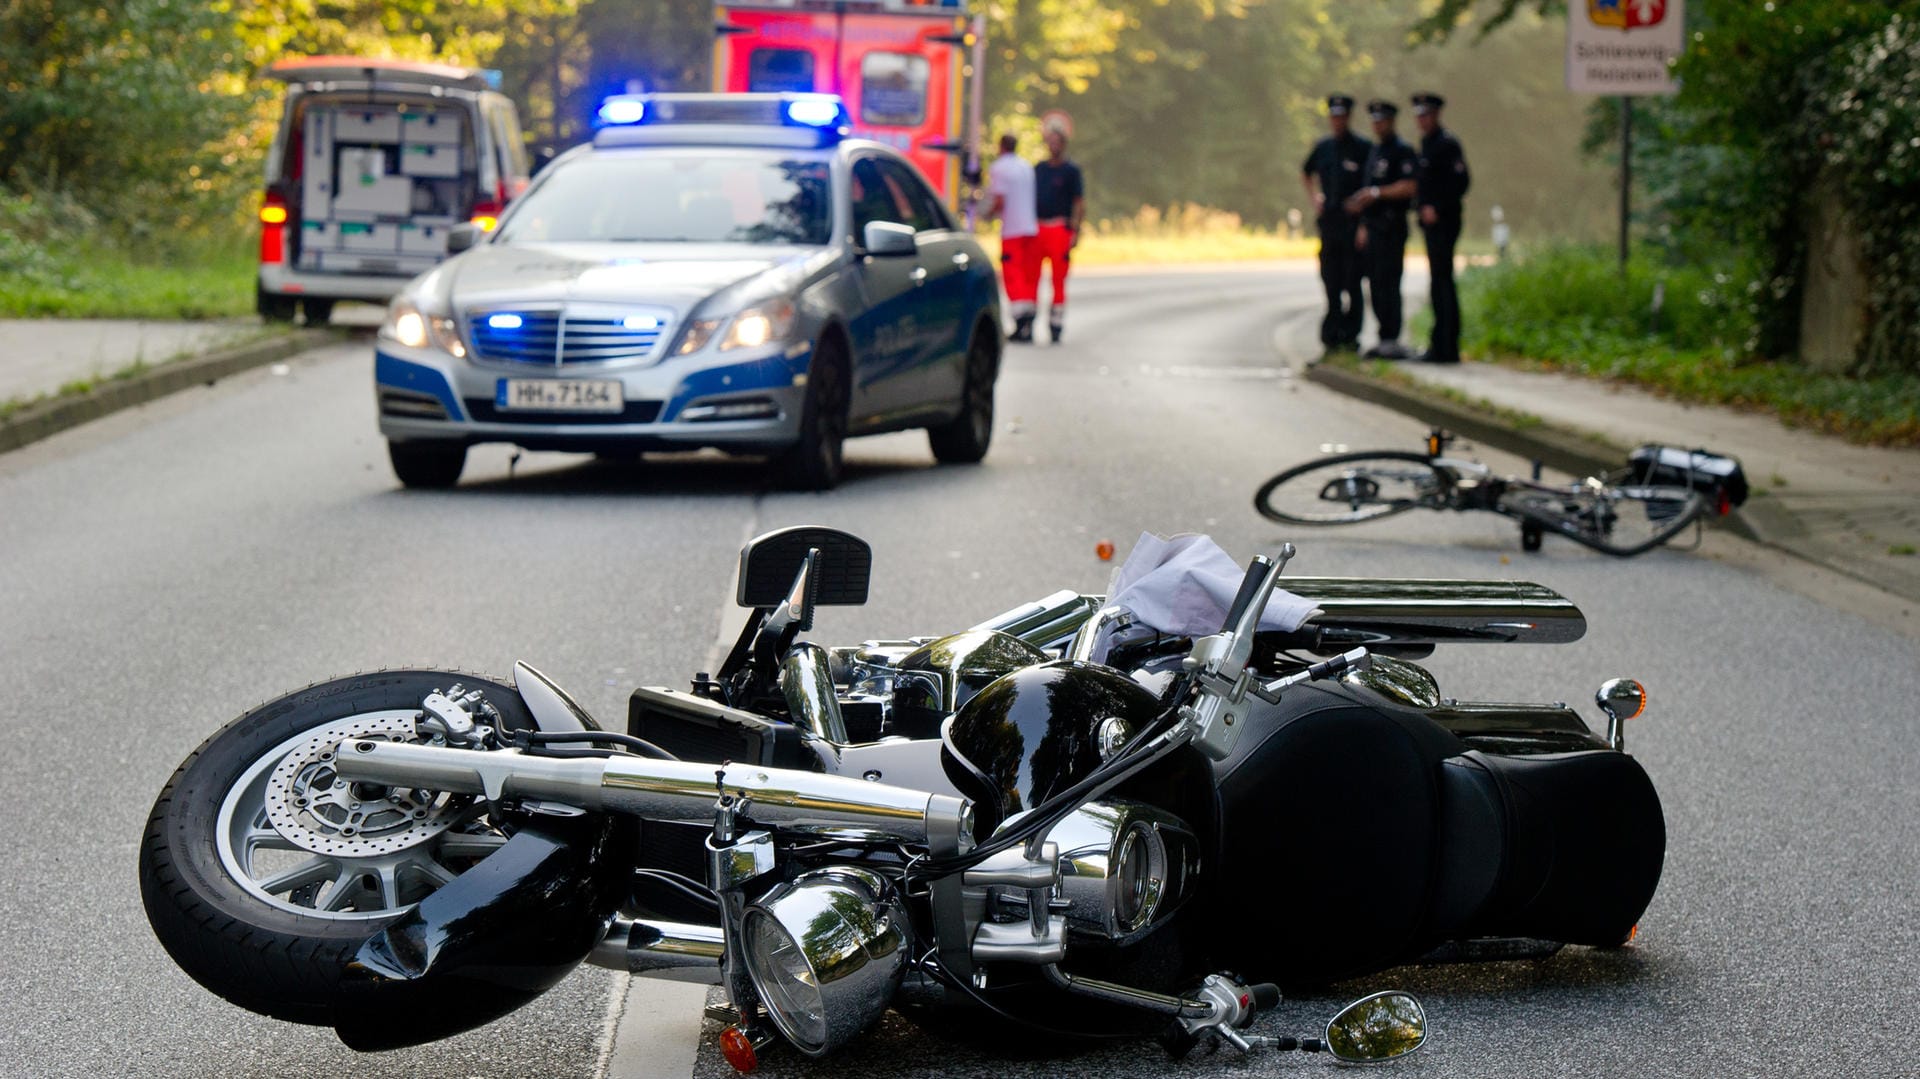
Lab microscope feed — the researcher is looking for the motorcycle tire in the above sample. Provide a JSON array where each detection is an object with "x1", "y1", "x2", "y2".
[{"x1": 138, "y1": 669, "x2": 532, "y2": 1025}]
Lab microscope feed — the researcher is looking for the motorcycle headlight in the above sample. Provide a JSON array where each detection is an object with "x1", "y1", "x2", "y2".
[
  {"x1": 718, "y1": 299, "x2": 796, "y2": 351},
  {"x1": 379, "y1": 300, "x2": 466, "y2": 358},
  {"x1": 741, "y1": 868, "x2": 905, "y2": 1056}
]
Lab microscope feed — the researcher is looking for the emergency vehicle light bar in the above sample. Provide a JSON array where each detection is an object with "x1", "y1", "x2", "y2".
[{"x1": 594, "y1": 92, "x2": 850, "y2": 135}]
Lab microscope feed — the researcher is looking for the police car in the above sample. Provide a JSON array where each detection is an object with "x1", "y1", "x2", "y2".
[{"x1": 374, "y1": 93, "x2": 1002, "y2": 489}]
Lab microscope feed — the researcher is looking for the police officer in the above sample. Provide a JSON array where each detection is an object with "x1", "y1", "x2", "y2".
[
  {"x1": 1344, "y1": 100, "x2": 1419, "y2": 360},
  {"x1": 1412, "y1": 92, "x2": 1471, "y2": 364},
  {"x1": 1300, "y1": 94, "x2": 1371, "y2": 354}
]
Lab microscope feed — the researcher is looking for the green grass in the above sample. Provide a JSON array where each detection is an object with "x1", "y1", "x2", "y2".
[
  {"x1": 1455, "y1": 245, "x2": 1920, "y2": 446},
  {"x1": 1, "y1": 186, "x2": 256, "y2": 319},
  {"x1": 0, "y1": 245, "x2": 255, "y2": 319}
]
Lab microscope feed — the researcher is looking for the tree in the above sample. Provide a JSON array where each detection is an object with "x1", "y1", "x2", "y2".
[{"x1": 0, "y1": 0, "x2": 255, "y2": 237}]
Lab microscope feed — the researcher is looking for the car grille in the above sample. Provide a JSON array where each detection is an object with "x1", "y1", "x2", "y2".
[{"x1": 466, "y1": 305, "x2": 672, "y2": 366}]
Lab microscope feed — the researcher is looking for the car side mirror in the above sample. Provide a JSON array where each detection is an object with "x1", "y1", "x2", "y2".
[
  {"x1": 862, "y1": 221, "x2": 917, "y2": 257},
  {"x1": 446, "y1": 223, "x2": 483, "y2": 254}
]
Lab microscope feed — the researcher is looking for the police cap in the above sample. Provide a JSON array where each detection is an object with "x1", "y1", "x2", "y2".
[
  {"x1": 1411, "y1": 92, "x2": 1445, "y2": 115},
  {"x1": 1326, "y1": 94, "x2": 1354, "y2": 117},
  {"x1": 1366, "y1": 99, "x2": 1398, "y2": 120}
]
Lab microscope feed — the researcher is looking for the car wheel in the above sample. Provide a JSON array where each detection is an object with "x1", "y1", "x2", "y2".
[
  {"x1": 301, "y1": 299, "x2": 336, "y2": 326},
  {"x1": 927, "y1": 325, "x2": 997, "y2": 465},
  {"x1": 387, "y1": 440, "x2": 466, "y2": 489},
  {"x1": 776, "y1": 335, "x2": 849, "y2": 491},
  {"x1": 258, "y1": 286, "x2": 298, "y2": 324}
]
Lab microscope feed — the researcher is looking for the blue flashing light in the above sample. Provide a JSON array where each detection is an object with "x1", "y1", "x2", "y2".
[
  {"x1": 623, "y1": 314, "x2": 660, "y2": 330},
  {"x1": 784, "y1": 95, "x2": 845, "y2": 129},
  {"x1": 487, "y1": 313, "x2": 524, "y2": 330},
  {"x1": 598, "y1": 96, "x2": 648, "y2": 126}
]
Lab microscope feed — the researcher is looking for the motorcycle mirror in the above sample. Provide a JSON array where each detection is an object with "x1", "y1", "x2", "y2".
[
  {"x1": 1595, "y1": 677, "x2": 1647, "y2": 752},
  {"x1": 1324, "y1": 991, "x2": 1428, "y2": 1064}
]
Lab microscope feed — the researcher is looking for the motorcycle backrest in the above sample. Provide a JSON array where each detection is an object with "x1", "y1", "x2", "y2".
[{"x1": 737, "y1": 526, "x2": 872, "y2": 608}]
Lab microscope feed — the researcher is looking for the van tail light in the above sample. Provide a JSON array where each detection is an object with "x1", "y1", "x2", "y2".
[
  {"x1": 470, "y1": 181, "x2": 508, "y2": 232},
  {"x1": 259, "y1": 192, "x2": 289, "y2": 265}
]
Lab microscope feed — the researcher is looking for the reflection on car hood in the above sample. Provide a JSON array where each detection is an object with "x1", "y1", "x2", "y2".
[{"x1": 440, "y1": 242, "x2": 822, "y2": 313}]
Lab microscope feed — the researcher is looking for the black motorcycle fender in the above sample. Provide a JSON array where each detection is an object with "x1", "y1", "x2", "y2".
[
  {"x1": 331, "y1": 812, "x2": 634, "y2": 1051},
  {"x1": 512, "y1": 660, "x2": 605, "y2": 733}
]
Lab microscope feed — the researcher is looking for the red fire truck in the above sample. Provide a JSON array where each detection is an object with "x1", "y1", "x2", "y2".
[{"x1": 712, "y1": 0, "x2": 985, "y2": 209}]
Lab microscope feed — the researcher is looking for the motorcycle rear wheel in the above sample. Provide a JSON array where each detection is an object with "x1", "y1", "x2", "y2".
[{"x1": 138, "y1": 670, "x2": 531, "y2": 1025}]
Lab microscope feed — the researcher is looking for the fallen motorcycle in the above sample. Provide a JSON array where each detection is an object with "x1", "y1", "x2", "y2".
[{"x1": 139, "y1": 527, "x2": 1665, "y2": 1069}]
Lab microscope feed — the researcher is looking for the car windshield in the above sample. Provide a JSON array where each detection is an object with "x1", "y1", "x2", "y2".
[{"x1": 495, "y1": 151, "x2": 832, "y2": 246}]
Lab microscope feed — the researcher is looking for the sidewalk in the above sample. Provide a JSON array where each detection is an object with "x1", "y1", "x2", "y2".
[
  {"x1": 0, "y1": 319, "x2": 266, "y2": 404},
  {"x1": 1303, "y1": 356, "x2": 1920, "y2": 605},
  {"x1": 0, "y1": 317, "x2": 349, "y2": 455}
]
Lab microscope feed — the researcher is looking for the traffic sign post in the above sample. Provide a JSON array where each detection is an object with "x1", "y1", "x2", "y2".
[{"x1": 1566, "y1": 0, "x2": 1684, "y2": 272}]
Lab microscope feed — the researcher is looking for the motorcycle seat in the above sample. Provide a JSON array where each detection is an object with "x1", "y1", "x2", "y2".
[{"x1": 1442, "y1": 749, "x2": 1665, "y2": 947}]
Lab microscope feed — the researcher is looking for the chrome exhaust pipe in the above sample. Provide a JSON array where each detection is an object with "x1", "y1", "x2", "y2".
[
  {"x1": 335, "y1": 740, "x2": 970, "y2": 844},
  {"x1": 588, "y1": 917, "x2": 725, "y2": 978}
]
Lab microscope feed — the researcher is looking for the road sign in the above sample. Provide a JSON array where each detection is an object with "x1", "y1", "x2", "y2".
[{"x1": 1566, "y1": 0, "x2": 1683, "y2": 95}]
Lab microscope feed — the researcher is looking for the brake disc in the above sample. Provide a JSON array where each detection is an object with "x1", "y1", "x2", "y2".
[{"x1": 261, "y1": 715, "x2": 470, "y2": 859}]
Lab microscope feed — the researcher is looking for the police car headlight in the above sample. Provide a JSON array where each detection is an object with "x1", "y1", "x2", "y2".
[
  {"x1": 674, "y1": 317, "x2": 721, "y2": 355},
  {"x1": 382, "y1": 301, "x2": 429, "y2": 349},
  {"x1": 379, "y1": 300, "x2": 466, "y2": 357},
  {"x1": 719, "y1": 299, "x2": 796, "y2": 351},
  {"x1": 741, "y1": 868, "x2": 905, "y2": 1056}
]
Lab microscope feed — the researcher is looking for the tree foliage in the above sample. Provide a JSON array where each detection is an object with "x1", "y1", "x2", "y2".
[
  {"x1": 3, "y1": 0, "x2": 1607, "y2": 258},
  {"x1": 1428, "y1": 0, "x2": 1920, "y2": 373},
  {"x1": 0, "y1": 0, "x2": 255, "y2": 240}
]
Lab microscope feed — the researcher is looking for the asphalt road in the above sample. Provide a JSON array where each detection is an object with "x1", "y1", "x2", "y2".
[{"x1": 1, "y1": 264, "x2": 1914, "y2": 1079}]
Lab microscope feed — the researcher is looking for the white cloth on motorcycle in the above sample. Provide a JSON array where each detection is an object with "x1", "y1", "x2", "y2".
[{"x1": 1103, "y1": 532, "x2": 1319, "y2": 637}]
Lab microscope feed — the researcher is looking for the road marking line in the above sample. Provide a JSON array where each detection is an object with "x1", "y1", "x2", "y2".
[
  {"x1": 604, "y1": 976, "x2": 713, "y2": 1078},
  {"x1": 601, "y1": 508, "x2": 762, "y2": 1078}
]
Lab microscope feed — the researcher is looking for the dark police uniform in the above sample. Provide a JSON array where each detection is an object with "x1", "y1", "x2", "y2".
[
  {"x1": 1413, "y1": 92, "x2": 1471, "y2": 363},
  {"x1": 1301, "y1": 95, "x2": 1372, "y2": 350},
  {"x1": 1359, "y1": 101, "x2": 1417, "y2": 354}
]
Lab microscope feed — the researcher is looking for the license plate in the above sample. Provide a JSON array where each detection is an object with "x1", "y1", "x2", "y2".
[{"x1": 496, "y1": 378, "x2": 624, "y2": 413}]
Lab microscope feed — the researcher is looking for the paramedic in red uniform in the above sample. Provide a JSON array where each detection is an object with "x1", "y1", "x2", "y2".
[
  {"x1": 1034, "y1": 126, "x2": 1085, "y2": 344},
  {"x1": 986, "y1": 134, "x2": 1040, "y2": 342}
]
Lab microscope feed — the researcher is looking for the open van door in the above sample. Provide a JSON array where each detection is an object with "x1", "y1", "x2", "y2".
[{"x1": 256, "y1": 57, "x2": 531, "y2": 323}]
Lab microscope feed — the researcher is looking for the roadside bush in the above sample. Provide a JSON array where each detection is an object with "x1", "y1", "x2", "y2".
[
  {"x1": 1460, "y1": 244, "x2": 1760, "y2": 362},
  {"x1": 1456, "y1": 244, "x2": 1920, "y2": 445},
  {"x1": 0, "y1": 187, "x2": 90, "y2": 290}
]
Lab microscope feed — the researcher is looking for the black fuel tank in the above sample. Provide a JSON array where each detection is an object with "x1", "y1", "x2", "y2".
[{"x1": 940, "y1": 661, "x2": 1163, "y2": 831}]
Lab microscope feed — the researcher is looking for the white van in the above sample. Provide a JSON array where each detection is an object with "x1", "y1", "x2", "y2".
[{"x1": 257, "y1": 57, "x2": 531, "y2": 324}]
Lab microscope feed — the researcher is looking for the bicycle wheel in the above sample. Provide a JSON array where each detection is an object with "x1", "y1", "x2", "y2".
[
  {"x1": 1254, "y1": 451, "x2": 1447, "y2": 526},
  {"x1": 1500, "y1": 480, "x2": 1705, "y2": 557}
]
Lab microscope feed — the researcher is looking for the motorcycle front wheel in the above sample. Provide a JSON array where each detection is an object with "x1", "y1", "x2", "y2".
[{"x1": 138, "y1": 670, "x2": 531, "y2": 1024}]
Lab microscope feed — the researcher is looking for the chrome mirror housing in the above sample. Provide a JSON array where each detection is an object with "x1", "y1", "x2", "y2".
[
  {"x1": 1325, "y1": 991, "x2": 1428, "y2": 1064},
  {"x1": 1595, "y1": 677, "x2": 1647, "y2": 751}
]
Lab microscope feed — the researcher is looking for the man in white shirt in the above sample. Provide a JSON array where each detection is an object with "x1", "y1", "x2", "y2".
[{"x1": 985, "y1": 133, "x2": 1039, "y2": 342}]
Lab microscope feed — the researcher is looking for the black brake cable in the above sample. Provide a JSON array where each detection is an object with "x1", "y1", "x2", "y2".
[{"x1": 511, "y1": 729, "x2": 680, "y2": 760}]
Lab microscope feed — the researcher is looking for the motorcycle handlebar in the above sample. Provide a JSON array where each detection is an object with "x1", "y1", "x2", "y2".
[{"x1": 1221, "y1": 556, "x2": 1277, "y2": 633}]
